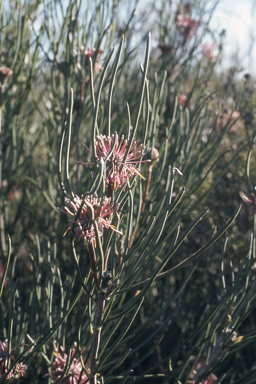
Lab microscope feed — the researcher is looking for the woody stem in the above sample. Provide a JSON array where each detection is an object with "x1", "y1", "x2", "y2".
[
  {"x1": 90, "y1": 292, "x2": 105, "y2": 384},
  {"x1": 88, "y1": 242, "x2": 99, "y2": 288}
]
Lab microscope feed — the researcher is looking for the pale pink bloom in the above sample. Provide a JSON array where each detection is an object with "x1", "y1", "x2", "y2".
[
  {"x1": 191, "y1": 374, "x2": 217, "y2": 384},
  {"x1": 84, "y1": 48, "x2": 103, "y2": 58},
  {"x1": 176, "y1": 14, "x2": 200, "y2": 39},
  {"x1": 191, "y1": 360, "x2": 217, "y2": 384},
  {"x1": 49, "y1": 343, "x2": 90, "y2": 384},
  {"x1": 2, "y1": 179, "x2": 8, "y2": 188},
  {"x1": 8, "y1": 184, "x2": 21, "y2": 202},
  {"x1": 94, "y1": 62, "x2": 103, "y2": 72},
  {"x1": 200, "y1": 373, "x2": 218, "y2": 384},
  {"x1": 59, "y1": 194, "x2": 122, "y2": 242},
  {"x1": 73, "y1": 47, "x2": 104, "y2": 71},
  {"x1": 216, "y1": 109, "x2": 240, "y2": 133},
  {"x1": 201, "y1": 43, "x2": 218, "y2": 60},
  {"x1": 0, "y1": 67, "x2": 13, "y2": 81},
  {"x1": 177, "y1": 94, "x2": 191, "y2": 108},
  {"x1": 0, "y1": 340, "x2": 26, "y2": 380},
  {"x1": 81, "y1": 133, "x2": 149, "y2": 191},
  {"x1": 84, "y1": 48, "x2": 104, "y2": 72}
]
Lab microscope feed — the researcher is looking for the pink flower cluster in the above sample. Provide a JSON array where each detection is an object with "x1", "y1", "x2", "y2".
[
  {"x1": 83, "y1": 133, "x2": 148, "y2": 191},
  {"x1": 201, "y1": 43, "x2": 218, "y2": 61},
  {"x1": 50, "y1": 343, "x2": 90, "y2": 384},
  {"x1": 216, "y1": 109, "x2": 240, "y2": 134},
  {"x1": 190, "y1": 360, "x2": 217, "y2": 384},
  {"x1": 83, "y1": 47, "x2": 104, "y2": 72},
  {"x1": 176, "y1": 14, "x2": 200, "y2": 39},
  {"x1": 61, "y1": 134, "x2": 148, "y2": 242},
  {"x1": 191, "y1": 373, "x2": 217, "y2": 384},
  {"x1": 72, "y1": 46, "x2": 104, "y2": 72},
  {"x1": 59, "y1": 194, "x2": 122, "y2": 242},
  {"x1": 0, "y1": 340, "x2": 26, "y2": 380},
  {"x1": 177, "y1": 94, "x2": 190, "y2": 108}
]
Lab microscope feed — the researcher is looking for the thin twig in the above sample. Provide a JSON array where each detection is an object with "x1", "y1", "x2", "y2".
[
  {"x1": 90, "y1": 292, "x2": 105, "y2": 384},
  {"x1": 129, "y1": 164, "x2": 152, "y2": 249},
  {"x1": 88, "y1": 242, "x2": 99, "y2": 288},
  {"x1": 0, "y1": 107, "x2": 6, "y2": 257}
]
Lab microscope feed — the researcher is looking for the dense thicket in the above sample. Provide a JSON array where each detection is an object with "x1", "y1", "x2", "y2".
[{"x1": 0, "y1": 1, "x2": 256, "y2": 383}]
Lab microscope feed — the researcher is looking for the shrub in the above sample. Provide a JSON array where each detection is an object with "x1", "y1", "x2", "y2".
[{"x1": 1, "y1": 1, "x2": 256, "y2": 383}]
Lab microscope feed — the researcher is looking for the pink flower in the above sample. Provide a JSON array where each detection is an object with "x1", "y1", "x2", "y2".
[
  {"x1": 216, "y1": 109, "x2": 240, "y2": 133},
  {"x1": 190, "y1": 361, "x2": 218, "y2": 384},
  {"x1": 49, "y1": 343, "x2": 90, "y2": 384},
  {"x1": 201, "y1": 43, "x2": 218, "y2": 60},
  {"x1": 84, "y1": 48, "x2": 104, "y2": 59},
  {"x1": 81, "y1": 133, "x2": 149, "y2": 191},
  {"x1": 59, "y1": 194, "x2": 122, "y2": 242},
  {"x1": 176, "y1": 14, "x2": 200, "y2": 39},
  {"x1": 201, "y1": 373, "x2": 218, "y2": 384},
  {"x1": 0, "y1": 340, "x2": 26, "y2": 380},
  {"x1": 177, "y1": 94, "x2": 190, "y2": 108},
  {"x1": 84, "y1": 48, "x2": 104, "y2": 72},
  {"x1": 0, "y1": 67, "x2": 13, "y2": 81}
]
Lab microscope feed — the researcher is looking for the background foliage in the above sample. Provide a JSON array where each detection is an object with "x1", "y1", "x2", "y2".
[{"x1": 1, "y1": 0, "x2": 256, "y2": 383}]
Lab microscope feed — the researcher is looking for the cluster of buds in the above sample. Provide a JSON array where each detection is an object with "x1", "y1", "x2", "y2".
[
  {"x1": 176, "y1": 14, "x2": 200, "y2": 39},
  {"x1": 190, "y1": 360, "x2": 217, "y2": 384},
  {"x1": 201, "y1": 43, "x2": 218, "y2": 61},
  {"x1": 73, "y1": 46, "x2": 104, "y2": 72},
  {"x1": 84, "y1": 48, "x2": 104, "y2": 72},
  {"x1": 59, "y1": 194, "x2": 122, "y2": 242},
  {"x1": 216, "y1": 109, "x2": 240, "y2": 134},
  {"x1": 191, "y1": 373, "x2": 217, "y2": 384},
  {"x1": 0, "y1": 66, "x2": 13, "y2": 99},
  {"x1": 176, "y1": 3, "x2": 200, "y2": 39},
  {"x1": 177, "y1": 94, "x2": 191, "y2": 108},
  {"x1": 0, "y1": 340, "x2": 26, "y2": 380},
  {"x1": 49, "y1": 343, "x2": 90, "y2": 384},
  {"x1": 0, "y1": 67, "x2": 13, "y2": 83}
]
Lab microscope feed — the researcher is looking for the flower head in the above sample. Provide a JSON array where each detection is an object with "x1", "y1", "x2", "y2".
[
  {"x1": 0, "y1": 67, "x2": 13, "y2": 82},
  {"x1": 0, "y1": 340, "x2": 26, "y2": 380},
  {"x1": 50, "y1": 343, "x2": 90, "y2": 384},
  {"x1": 59, "y1": 194, "x2": 122, "y2": 242},
  {"x1": 82, "y1": 133, "x2": 149, "y2": 191},
  {"x1": 191, "y1": 374, "x2": 217, "y2": 384},
  {"x1": 84, "y1": 48, "x2": 104, "y2": 72},
  {"x1": 201, "y1": 43, "x2": 218, "y2": 61},
  {"x1": 190, "y1": 360, "x2": 217, "y2": 384},
  {"x1": 177, "y1": 94, "x2": 191, "y2": 108},
  {"x1": 176, "y1": 14, "x2": 200, "y2": 39},
  {"x1": 216, "y1": 108, "x2": 240, "y2": 134}
]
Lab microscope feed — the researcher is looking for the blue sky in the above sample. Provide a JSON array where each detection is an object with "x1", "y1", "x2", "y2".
[{"x1": 211, "y1": 0, "x2": 256, "y2": 75}]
